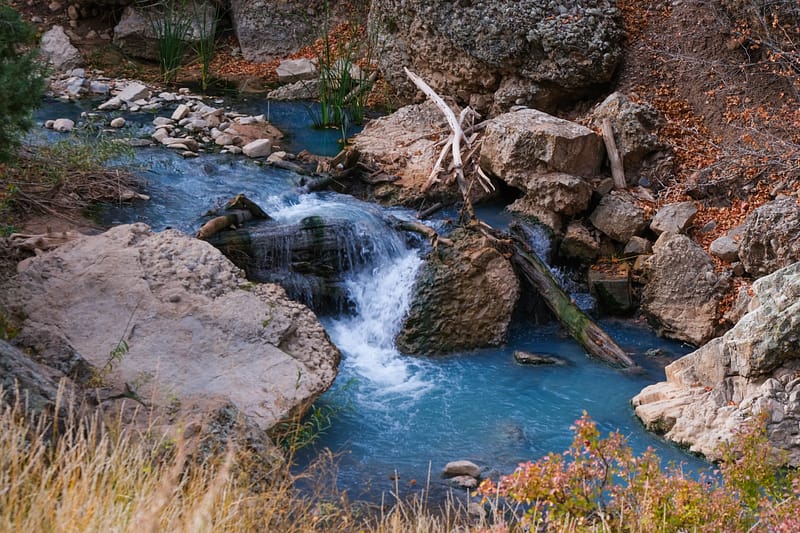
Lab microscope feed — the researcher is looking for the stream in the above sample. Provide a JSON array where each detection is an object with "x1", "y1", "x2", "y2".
[{"x1": 35, "y1": 98, "x2": 709, "y2": 501}]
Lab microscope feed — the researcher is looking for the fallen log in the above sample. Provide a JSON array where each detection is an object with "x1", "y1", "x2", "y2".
[{"x1": 508, "y1": 222, "x2": 635, "y2": 368}]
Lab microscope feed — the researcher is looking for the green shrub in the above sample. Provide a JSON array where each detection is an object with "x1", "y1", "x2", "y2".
[{"x1": 0, "y1": 1, "x2": 48, "y2": 163}]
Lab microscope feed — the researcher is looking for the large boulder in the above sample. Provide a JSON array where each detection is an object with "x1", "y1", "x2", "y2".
[
  {"x1": 369, "y1": 0, "x2": 623, "y2": 113},
  {"x1": 113, "y1": 2, "x2": 217, "y2": 61},
  {"x1": 640, "y1": 232, "x2": 729, "y2": 346},
  {"x1": 480, "y1": 109, "x2": 601, "y2": 229},
  {"x1": 396, "y1": 229, "x2": 519, "y2": 355},
  {"x1": 649, "y1": 201, "x2": 698, "y2": 236},
  {"x1": 590, "y1": 92, "x2": 668, "y2": 173},
  {"x1": 40, "y1": 25, "x2": 83, "y2": 72},
  {"x1": 481, "y1": 109, "x2": 604, "y2": 179},
  {"x1": 230, "y1": 0, "x2": 349, "y2": 62},
  {"x1": 738, "y1": 197, "x2": 800, "y2": 278},
  {"x1": 633, "y1": 261, "x2": 800, "y2": 465},
  {"x1": 1, "y1": 224, "x2": 340, "y2": 433}
]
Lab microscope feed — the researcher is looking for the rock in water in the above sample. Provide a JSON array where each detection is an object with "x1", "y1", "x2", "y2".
[
  {"x1": 396, "y1": 229, "x2": 519, "y2": 355},
  {"x1": 633, "y1": 261, "x2": 800, "y2": 466},
  {"x1": 1, "y1": 224, "x2": 340, "y2": 433}
]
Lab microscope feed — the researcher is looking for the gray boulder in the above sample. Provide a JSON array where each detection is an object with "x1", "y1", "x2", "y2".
[
  {"x1": 113, "y1": 2, "x2": 217, "y2": 61},
  {"x1": 369, "y1": 0, "x2": 623, "y2": 113},
  {"x1": 230, "y1": 0, "x2": 348, "y2": 62},
  {"x1": 588, "y1": 264, "x2": 635, "y2": 315},
  {"x1": 443, "y1": 460, "x2": 481, "y2": 479},
  {"x1": 633, "y1": 261, "x2": 800, "y2": 465},
  {"x1": 1, "y1": 224, "x2": 340, "y2": 433},
  {"x1": 650, "y1": 201, "x2": 698, "y2": 236},
  {"x1": 589, "y1": 191, "x2": 648, "y2": 243},
  {"x1": 266, "y1": 79, "x2": 319, "y2": 101},
  {"x1": 559, "y1": 221, "x2": 599, "y2": 263},
  {"x1": 640, "y1": 233, "x2": 729, "y2": 346},
  {"x1": 738, "y1": 197, "x2": 800, "y2": 278},
  {"x1": 709, "y1": 234, "x2": 740, "y2": 263},
  {"x1": 591, "y1": 92, "x2": 667, "y2": 172},
  {"x1": 40, "y1": 25, "x2": 83, "y2": 72},
  {"x1": 396, "y1": 229, "x2": 519, "y2": 355}
]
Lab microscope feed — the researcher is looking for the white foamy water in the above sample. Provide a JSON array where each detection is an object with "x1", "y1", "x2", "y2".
[{"x1": 325, "y1": 240, "x2": 436, "y2": 406}]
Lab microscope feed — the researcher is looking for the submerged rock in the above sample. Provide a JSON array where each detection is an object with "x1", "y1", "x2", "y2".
[
  {"x1": 396, "y1": 229, "x2": 519, "y2": 355},
  {"x1": 2, "y1": 224, "x2": 340, "y2": 434},
  {"x1": 633, "y1": 261, "x2": 800, "y2": 465}
]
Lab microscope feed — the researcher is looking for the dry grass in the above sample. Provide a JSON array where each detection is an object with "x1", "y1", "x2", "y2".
[{"x1": 0, "y1": 385, "x2": 505, "y2": 532}]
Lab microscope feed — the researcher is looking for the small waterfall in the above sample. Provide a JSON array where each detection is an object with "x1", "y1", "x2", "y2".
[{"x1": 518, "y1": 221, "x2": 596, "y2": 311}]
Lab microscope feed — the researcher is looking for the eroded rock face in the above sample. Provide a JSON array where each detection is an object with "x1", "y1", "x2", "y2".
[
  {"x1": 633, "y1": 261, "x2": 800, "y2": 465},
  {"x1": 640, "y1": 233, "x2": 729, "y2": 346},
  {"x1": 396, "y1": 229, "x2": 519, "y2": 355},
  {"x1": 2, "y1": 224, "x2": 340, "y2": 432},
  {"x1": 230, "y1": 0, "x2": 348, "y2": 62},
  {"x1": 738, "y1": 197, "x2": 800, "y2": 278},
  {"x1": 369, "y1": 0, "x2": 623, "y2": 113}
]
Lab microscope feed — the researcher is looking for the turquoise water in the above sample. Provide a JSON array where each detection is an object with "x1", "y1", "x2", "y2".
[{"x1": 34, "y1": 100, "x2": 709, "y2": 503}]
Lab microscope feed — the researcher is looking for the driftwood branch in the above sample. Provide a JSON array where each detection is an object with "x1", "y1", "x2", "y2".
[
  {"x1": 404, "y1": 67, "x2": 475, "y2": 220},
  {"x1": 391, "y1": 217, "x2": 453, "y2": 247},
  {"x1": 602, "y1": 118, "x2": 627, "y2": 189}
]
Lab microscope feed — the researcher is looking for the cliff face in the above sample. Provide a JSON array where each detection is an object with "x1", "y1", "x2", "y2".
[
  {"x1": 368, "y1": 0, "x2": 623, "y2": 114},
  {"x1": 633, "y1": 261, "x2": 800, "y2": 465}
]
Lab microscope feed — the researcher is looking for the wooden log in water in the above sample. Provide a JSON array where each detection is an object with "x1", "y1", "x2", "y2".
[{"x1": 508, "y1": 222, "x2": 635, "y2": 368}]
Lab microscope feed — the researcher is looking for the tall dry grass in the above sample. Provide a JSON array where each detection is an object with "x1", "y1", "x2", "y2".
[{"x1": 0, "y1": 385, "x2": 496, "y2": 532}]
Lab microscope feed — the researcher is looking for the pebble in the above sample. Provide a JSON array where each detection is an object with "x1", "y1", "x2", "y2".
[{"x1": 110, "y1": 117, "x2": 126, "y2": 128}]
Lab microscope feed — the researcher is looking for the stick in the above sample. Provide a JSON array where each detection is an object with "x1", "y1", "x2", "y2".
[
  {"x1": 602, "y1": 118, "x2": 627, "y2": 189},
  {"x1": 404, "y1": 67, "x2": 474, "y2": 219}
]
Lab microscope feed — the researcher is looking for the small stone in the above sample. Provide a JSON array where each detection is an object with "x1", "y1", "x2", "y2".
[
  {"x1": 181, "y1": 151, "x2": 198, "y2": 158},
  {"x1": 242, "y1": 138, "x2": 272, "y2": 158},
  {"x1": 70, "y1": 67, "x2": 85, "y2": 77},
  {"x1": 116, "y1": 82, "x2": 150, "y2": 103},
  {"x1": 623, "y1": 236, "x2": 653, "y2": 257},
  {"x1": 85, "y1": 29, "x2": 98, "y2": 40},
  {"x1": 650, "y1": 201, "x2": 698, "y2": 235},
  {"x1": 44, "y1": 119, "x2": 55, "y2": 129},
  {"x1": 449, "y1": 475, "x2": 478, "y2": 489},
  {"x1": 109, "y1": 117, "x2": 126, "y2": 128},
  {"x1": 153, "y1": 116, "x2": 174, "y2": 127},
  {"x1": 443, "y1": 460, "x2": 481, "y2": 479},
  {"x1": 98, "y1": 96, "x2": 122, "y2": 110},
  {"x1": 67, "y1": 4, "x2": 78, "y2": 19},
  {"x1": 52, "y1": 118, "x2": 75, "y2": 132},
  {"x1": 172, "y1": 104, "x2": 190, "y2": 121},
  {"x1": 709, "y1": 235, "x2": 739, "y2": 262},
  {"x1": 89, "y1": 81, "x2": 109, "y2": 94},
  {"x1": 48, "y1": 1, "x2": 62, "y2": 12}
]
